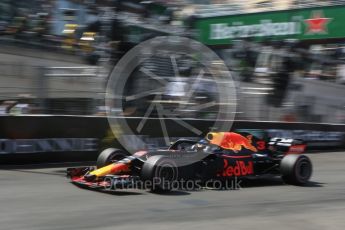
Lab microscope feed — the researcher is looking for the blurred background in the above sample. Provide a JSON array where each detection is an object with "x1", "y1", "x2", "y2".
[{"x1": 0, "y1": 0, "x2": 344, "y2": 124}]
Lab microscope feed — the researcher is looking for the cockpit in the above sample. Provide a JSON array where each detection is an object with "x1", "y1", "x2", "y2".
[{"x1": 187, "y1": 139, "x2": 220, "y2": 152}]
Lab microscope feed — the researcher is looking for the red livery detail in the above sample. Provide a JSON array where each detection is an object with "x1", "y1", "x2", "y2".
[
  {"x1": 222, "y1": 159, "x2": 254, "y2": 177},
  {"x1": 287, "y1": 145, "x2": 307, "y2": 154}
]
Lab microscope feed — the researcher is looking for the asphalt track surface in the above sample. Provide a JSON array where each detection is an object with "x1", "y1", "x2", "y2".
[{"x1": 1, "y1": 151, "x2": 345, "y2": 230}]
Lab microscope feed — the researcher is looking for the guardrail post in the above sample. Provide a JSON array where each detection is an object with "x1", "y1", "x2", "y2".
[{"x1": 37, "y1": 67, "x2": 48, "y2": 114}]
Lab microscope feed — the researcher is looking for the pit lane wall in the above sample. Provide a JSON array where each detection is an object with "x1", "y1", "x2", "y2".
[{"x1": 0, "y1": 115, "x2": 344, "y2": 163}]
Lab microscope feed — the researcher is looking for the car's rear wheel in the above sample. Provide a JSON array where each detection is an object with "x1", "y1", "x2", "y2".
[
  {"x1": 141, "y1": 155, "x2": 178, "y2": 193},
  {"x1": 97, "y1": 148, "x2": 128, "y2": 169},
  {"x1": 280, "y1": 154, "x2": 312, "y2": 185}
]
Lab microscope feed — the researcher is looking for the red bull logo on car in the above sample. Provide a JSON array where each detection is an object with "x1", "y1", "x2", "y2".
[
  {"x1": 221, "y1": 159, "x2": 254, "y2": 177},
  {"x1": 206, "y1": 132, "x2": 258, "y2": 152}
]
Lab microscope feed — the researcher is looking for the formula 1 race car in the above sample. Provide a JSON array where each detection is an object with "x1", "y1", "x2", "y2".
[{"x1": 67, "y1": 132, "x2": 312, "y2": 193}]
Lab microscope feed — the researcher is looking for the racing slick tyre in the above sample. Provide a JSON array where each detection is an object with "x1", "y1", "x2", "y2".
[
  {"x1": 280, "y1": 154, "x2": 312, "y2": 185},
  {"x1": 141, "y1": 155, "x2": 178, "y2": 193},
  {"x1": 96, "y1": 148, "x2": 128, "y2": 169}
]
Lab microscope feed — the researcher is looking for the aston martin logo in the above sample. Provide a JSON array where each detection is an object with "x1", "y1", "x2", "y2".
[{"x1": 305, "y1": 11, "x2": 331, "y2": 34}]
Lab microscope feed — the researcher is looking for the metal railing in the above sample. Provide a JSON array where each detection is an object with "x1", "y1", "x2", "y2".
[{"x1": 0, "y1": 49, "x2": 344, "y2": 123}]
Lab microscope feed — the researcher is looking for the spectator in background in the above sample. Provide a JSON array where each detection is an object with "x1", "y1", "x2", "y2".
[{"x1": 0, "y1": 101, "x2": 16, "y2": 115}]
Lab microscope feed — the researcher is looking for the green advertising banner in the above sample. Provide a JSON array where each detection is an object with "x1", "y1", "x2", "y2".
[{"x1": 195, "y1": 5, "x2": 345, "y2": 45}]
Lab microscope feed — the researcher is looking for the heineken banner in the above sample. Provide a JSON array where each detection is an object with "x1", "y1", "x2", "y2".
[{"x1": 195, "y1": 5, "x2": 345, "y2": 45}]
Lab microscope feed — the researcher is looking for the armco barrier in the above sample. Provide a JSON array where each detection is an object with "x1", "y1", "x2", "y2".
[{"x1": 0, "y1": 115, "x2": 344, "y2": 164}]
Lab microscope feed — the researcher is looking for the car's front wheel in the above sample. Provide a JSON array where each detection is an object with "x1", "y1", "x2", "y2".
[
  {"x1": 141, "y1": 155, "x2": 178, "y2": 193},
  {"x1": 96, "y1": 148, "x2": 128, "y2": 169}
]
